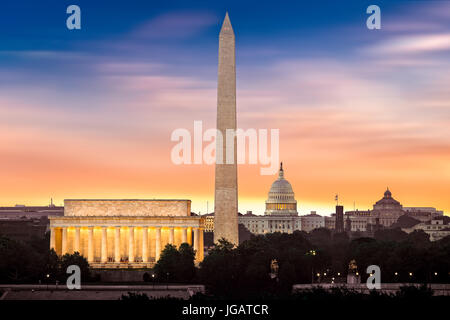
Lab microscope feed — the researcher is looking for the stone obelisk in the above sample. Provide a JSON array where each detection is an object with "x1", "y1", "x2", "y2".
[{"x1": 214, "y1": 13, "x2": 239, "y2": 246}]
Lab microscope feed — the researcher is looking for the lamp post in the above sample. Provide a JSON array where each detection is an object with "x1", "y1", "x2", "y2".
[
  {"x1": 166, "y1": 272, "x2": 170, "y2": 290},
  {"x1": 306, "y1": 250, "x2": 316, "y2": 284}
]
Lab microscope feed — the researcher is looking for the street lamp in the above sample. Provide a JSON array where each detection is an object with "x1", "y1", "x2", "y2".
[
  {"x1": 166, "y1": 272, "x2": 170, "y2": 289},
  {"x1": 306, "y1": 250, "x2": 317, "y2": 283}
]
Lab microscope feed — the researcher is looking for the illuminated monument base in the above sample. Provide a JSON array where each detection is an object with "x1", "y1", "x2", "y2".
[{"x1": 49, "y1": 200, "x2": 205, "y2": 268}]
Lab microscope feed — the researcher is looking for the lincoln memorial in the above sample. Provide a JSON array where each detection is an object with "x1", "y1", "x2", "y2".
[{"x1": 49, "y1": 199, "x2": 205, "y2": 268}]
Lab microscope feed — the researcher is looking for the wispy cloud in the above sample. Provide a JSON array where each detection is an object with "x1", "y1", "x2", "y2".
[
  {"x1": 366, "y1": 33, "x2": 450, "y2": 55},
  {"x1": 130, "y1": 11, "x2": 217, "y2": 39}
]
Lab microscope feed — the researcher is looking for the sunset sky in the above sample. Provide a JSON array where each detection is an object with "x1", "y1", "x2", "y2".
[{"x1": 0, "y1": 1, "x2": 449, "y2": 215}]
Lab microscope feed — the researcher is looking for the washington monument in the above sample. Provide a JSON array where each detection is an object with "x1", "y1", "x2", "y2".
[{"x1": 214, "y1": 13, "x2": 239, "y2": 245}]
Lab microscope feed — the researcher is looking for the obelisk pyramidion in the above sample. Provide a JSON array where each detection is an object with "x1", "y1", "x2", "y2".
[{"x1": 214, "y1": 12, "x2": 239, "y2": 246}]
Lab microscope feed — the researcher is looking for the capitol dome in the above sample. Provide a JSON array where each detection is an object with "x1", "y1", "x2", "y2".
[{"x1": 265, "y1": 163, "x2": 298, "y2": 216}]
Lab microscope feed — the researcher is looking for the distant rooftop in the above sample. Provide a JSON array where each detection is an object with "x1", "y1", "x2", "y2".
[
  {"x1": 0, "y1": 206, "x2": 63, "y2": 211},
  {"x1": 65, "y1": 199, "x2": 191, "y2": 202},
  {"x1": 302, "y1": 212, "x2": 322, "y2": 217}
]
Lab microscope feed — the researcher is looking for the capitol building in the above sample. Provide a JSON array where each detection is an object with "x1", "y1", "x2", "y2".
[
  {"x1": 238, "y1": 163, "x2": 303, "y2": 234},
  {"x1": 264, "y1": 163, "x2": 297, "y2": 216},
  {"x1": 203, "y1": 163, "x2": 445, "y2": 239},
  {"x1": 238, "y1": 163, "x2": 328, "y2": 234}
]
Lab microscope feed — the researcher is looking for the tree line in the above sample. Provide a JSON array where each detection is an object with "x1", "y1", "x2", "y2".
[
  {"x1": 155, "y1": 228, "x2": 450, "y2": 298},
  {"x1": 1, "y1": 227, "x2": 449, "y2": 298},
  {"x1": 0, "y1": 233, "x2": 91, "y2": 284}
]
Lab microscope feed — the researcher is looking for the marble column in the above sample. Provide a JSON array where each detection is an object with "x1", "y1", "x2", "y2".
[
  {"x1": 129, "y1": 227, "x2": 134, "y2": 263},
  {"x1": 101, "y1": 227, "x2": 107, "y2": 263},
  {"x1": 155, "y1": 227, "x2": 161, "y2": 261},
  {"x1": 169, "y1": 227, "x2": 175, "y2": 244},
  {"x1": 193, "y1": 228, "x2": 199, "y2": 257},
  {"x1": 88, "y1": 227, "x2": 94, "y2": 263},
  {"x1": 187, "y1": 227, "x2": 192, "y2": 245},
  {"x1": 199, "y1": 228, "x2": 204, "y2": 261},
  {"x1": 182, "y1": 227, "x2": 188, "y2": 244},
  {"x1": 115, "y1": 227, "x2": 120, "y2": 263},
  {"x1": 61, "y1": 227, "x2": 67, "y2": 255},
  {"x1": 142, "y1": 227, "x2": 148, "y2": 263},
  {"x1": 74, "y1": 227, "x2": 80, "y2": 253},
  {"x1": 50, "y1": 227, "x2": 56, "y2": 251}
]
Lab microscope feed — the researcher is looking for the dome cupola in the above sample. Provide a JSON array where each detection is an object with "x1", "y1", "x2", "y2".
[{"x1": 264, "y1": 162, "x2": 298, "y2": 216}]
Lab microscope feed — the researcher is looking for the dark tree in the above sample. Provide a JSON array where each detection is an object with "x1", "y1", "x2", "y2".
[
  {"x1": 178, "y1": 243, "x2": 196, "y2": 280},
  {"x1": 154, "y1": 244, "x2": 181, "y2": 282},
  {"x1": 374, "y1": 228, "x2": 408, "y2": 242},
  {"x1": 153, "y1": 243, "x2": 196, "y2": 282},
  {"x1": 59, "y1": 252, "x2": 91, "y2": 282}
]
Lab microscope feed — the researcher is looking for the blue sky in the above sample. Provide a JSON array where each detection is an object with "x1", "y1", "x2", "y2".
[{"x1": 0, "y1": 1, "x2": 434, "y2": 69}]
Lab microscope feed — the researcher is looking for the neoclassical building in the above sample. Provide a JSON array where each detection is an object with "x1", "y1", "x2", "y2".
[
  {"x1": 240, "y1": 163, "x2": 301, "y2": 234},
  {"x1": 340, "y1": 189, "x2": 443, "y2": 232},
  {"x1": 49, "y1": 199, "x2": 205, "y2": 268},
  {"x1": 370, "y1": 188, "x2": 405, "y2": 227},
  {"x1": 264, "y1": 162, "x2": 298, "y2": 216}
]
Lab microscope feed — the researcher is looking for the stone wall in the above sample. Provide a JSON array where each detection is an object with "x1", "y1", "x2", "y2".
[{"x1": 64, "y1": 200, "x2": 191, "y2": 217}]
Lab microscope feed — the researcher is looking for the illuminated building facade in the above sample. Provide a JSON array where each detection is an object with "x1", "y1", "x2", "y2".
[{"x1": 49, "y1": 199, "x2": 205, "y2": 268}]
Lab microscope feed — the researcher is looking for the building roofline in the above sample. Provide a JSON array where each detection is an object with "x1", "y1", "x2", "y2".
[{"x1": 64, "y1": 199, "x2": 191, "y2": 202}]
